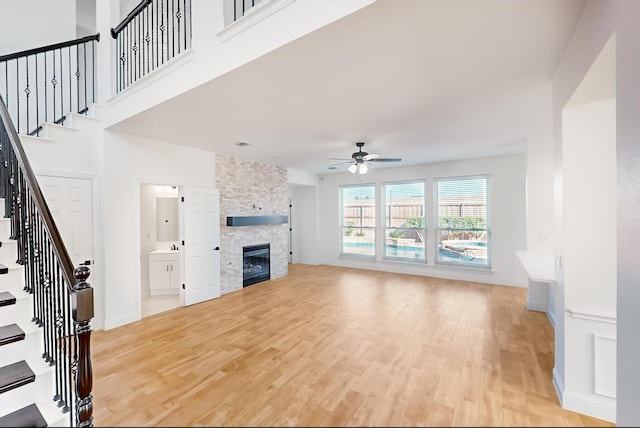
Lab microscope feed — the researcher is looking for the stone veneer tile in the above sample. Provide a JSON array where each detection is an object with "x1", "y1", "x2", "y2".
[{"x1": 216, "y1": 154, "x2": 288, "y2": 295}]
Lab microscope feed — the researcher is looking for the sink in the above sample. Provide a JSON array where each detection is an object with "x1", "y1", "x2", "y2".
[{"x1": 150, "y1": 249, "x2": 179, "y2": 255}]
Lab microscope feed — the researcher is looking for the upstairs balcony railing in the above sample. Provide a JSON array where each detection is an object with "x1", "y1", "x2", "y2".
[
  {"x1": 0, "y1": 34, "x2": 100, "y2": 136},
  {"x1": 111, "y1": 0, "x2": 192, "y2": 93},
  {"x1": 0, "y1": 95, "x2": 94, "y2": 427}
]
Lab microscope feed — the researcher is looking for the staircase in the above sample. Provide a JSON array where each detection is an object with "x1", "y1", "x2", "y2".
[
  {"x1": 0, "y1": 212, "x2": 66, "y2": 426},
  {"x1": 0, "y1": 87, "x2": 95, "y2": 427}
]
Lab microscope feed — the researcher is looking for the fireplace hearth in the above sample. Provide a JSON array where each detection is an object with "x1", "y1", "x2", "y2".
[{"x1": 243, "y1": 243, "x2": 270, "y2": 287}]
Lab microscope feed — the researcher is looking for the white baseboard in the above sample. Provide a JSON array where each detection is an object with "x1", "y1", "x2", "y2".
[
  {"x1": 526, "y1": 299, "x2": 547, "y2": 312},
  {"x1": 554, "y1": 366, "x2": 616, "y2": 423},
  {"x1": 553, "y1": 366, "x2": 565, "y2": 406},
  {"x1": 562, "y1": 390, "x2": 616, "y2": 423},
  {"x1": 547, "y1": 308, "x2": 556, "y2": 328}
]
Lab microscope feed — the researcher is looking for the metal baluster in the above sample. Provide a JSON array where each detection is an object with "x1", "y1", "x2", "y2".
[
  {"x1": 34, "y1": 54, "x2": 39, "y2": 136},
  {"x1": 66, "y1": 287, "x2": 73, "y2": 416},
  {"x1": 83, "y1": 42, "x2": 87, "y2": 113},
  {"x1": 54, "y1": 261, "x2": 63, "y2": 405},
  {"x1": 171, "y1": 0, "x2": 175, "y2": 58},
  {"x1": 154, "y1": 0, "x2": 158, "y2": 70},
  {"x1": 52, "y1": 51, "x2": 57, "y2": 127},
  {"x1": 44, "y1": 51, "x2": 48, "y2": 125},
  {"x1": 177, "y1": 0, "x2": 181, "y2": 54},
  {"x1": 25, "y1": 57, "x2": 30, "y2": 134},
  {"x1": 76, "y1": 45, "x2": 80, "y2": 115},
  {"x1": 160, "y1": 0, "x2": 165, "y2": 65},
  {"x1": 146, "y1": 7, "x2": 150, "y2": 75},
  {"x1": 59, "y1": 49, "x2": 64, "y2": 125},
  {"x1": 61, "y1": 270, "x2": 70, "y2": 412},
  {"x1": 91, "y1": 40, "x2": 95, "y2": 105},
  {"x1": 16, "y1": 61, "x2": 19, "y2": 132},
  {"x1": 68, "y1": 46, "x2": 72, "y2": 117}
]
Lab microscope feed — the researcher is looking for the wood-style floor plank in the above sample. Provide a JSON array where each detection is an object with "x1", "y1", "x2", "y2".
[{"x1": 91, "y1": 264, "x2": 614, "y2": 427}]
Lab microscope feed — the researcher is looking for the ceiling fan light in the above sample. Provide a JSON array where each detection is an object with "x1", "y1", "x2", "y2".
[
  {"x1": 348, "y1": 164, "x2": 358, "y2": 174},
  {"x1": 359, "y1": 163, "x2": 368, "y2": 174}
]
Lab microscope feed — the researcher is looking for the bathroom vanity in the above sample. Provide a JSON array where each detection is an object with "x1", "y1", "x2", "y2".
[{"x1": 149, "y1": 249, "x2": 181, "y2": 295}]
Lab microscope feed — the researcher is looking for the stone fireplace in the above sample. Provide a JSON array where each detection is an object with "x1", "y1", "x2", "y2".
[{"x1": 216, "y1": 154, "x2": 288, "y2": 294}]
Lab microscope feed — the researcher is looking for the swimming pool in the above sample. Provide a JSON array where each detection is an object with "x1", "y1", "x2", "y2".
[{"x1": 342, "y1": 241, "x2": 488, "y2": 265}]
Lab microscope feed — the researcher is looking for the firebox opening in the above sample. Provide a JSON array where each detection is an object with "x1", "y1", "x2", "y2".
[{"x1": 243, "y1": 243, "x2": 270, "y2": 287}]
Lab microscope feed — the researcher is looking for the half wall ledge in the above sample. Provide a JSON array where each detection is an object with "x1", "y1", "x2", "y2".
[{"x1": 226, "y1": 215, "x2": 288, "y2": 226}]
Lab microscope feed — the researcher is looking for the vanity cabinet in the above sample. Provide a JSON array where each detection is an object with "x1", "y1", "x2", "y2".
[{"x1": 149, "y1": 251, "x2": 181, "y2": 295}]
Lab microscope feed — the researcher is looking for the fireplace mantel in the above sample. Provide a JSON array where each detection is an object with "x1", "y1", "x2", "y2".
[{"x1": 226, "y1": 215, "x2": 288, "y2": 227}]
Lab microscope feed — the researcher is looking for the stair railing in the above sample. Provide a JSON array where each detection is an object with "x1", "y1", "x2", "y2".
[
  {"x1": 0, "y1": 96, "x2": 94, "y2": 427},
  {"x1": 0, "y1": 34, "x2": 100, "y2": 137},
  {"x1": 111, "y1": 0, "x2": 192, "y2": 93}
]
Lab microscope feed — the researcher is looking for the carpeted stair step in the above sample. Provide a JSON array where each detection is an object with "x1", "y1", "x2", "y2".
[
  {"x1": 0, "y1": 403, "x2": 47, "y2": 427},
  {"x1": 0, "y1": 291, "x2": 15, "y2": 306},
  {"x1": 0, "y1": 360, "x2": 35, "y2": 394},
  {"x1": 0, "y1": 323, "x2": 25, "y2": 347}
]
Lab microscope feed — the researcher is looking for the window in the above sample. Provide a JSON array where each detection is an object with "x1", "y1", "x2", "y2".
[
  {"x1": 382, "y1": 181, "x2": 426, "y2": 261},
  {"x1": 340, "y1": 185, "x2": 376, "y2": 256},
  {"x1": 435, "y1": 176, "x2": 490, "y2": 268}
]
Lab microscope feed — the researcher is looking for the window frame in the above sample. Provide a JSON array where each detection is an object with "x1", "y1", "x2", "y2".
[
  {"x1": 381, "y1": 180, "x2": 427, "y2": 263},
  {"x1": 339, "y1": 183, "x2": 377, "y2": 258},
  {"x1": 434, "y1": 175, "x2": 491, "y2": 269}
]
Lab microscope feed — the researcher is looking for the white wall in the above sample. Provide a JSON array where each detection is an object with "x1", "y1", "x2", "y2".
[
  {"x1": 102, "y1": 130, "x2": 216, "y2": 329},
  {"x1": 0, "y1": 0, "x2": 76, "y2": 54},
  {"x1": 616, "y1": 2, "x2": 640, "y2": 425},
  {"x1": 551, "y1": 1, "x2": 640, "y2": 423},
  {"x1": 104, "y1": 0, "x2": 376, "y2": 125},
  {"x1": 562, "y1": 98, "x2": 616, "y2": 421},
  {"x1": 316, "y1": 154, "x2": 528, "y2": 287},
  {"x1": 289, "y1": 184, "x2": 319, "y2": 265},
  {"x1": 76, "y1": 0, "x2": 97, "y2": 36},
  {"x1": 525, "y1": 132, "x2": 554, "y2": 254},
  {"x1": 139, "y1": 183, "x2": 157, "y2": 298}
]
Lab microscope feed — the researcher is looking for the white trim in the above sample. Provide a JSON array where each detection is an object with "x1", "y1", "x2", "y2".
[
  {"x1": 562, "y1": 390, "x2": 616, "y2": 423},
  {"x1": 547, "y1": 308, "x2": 556, "y2": 328},
  {"x1": 217, "y1": 0, "x2": 296, "y2": 42},
  {"x1": 553, "y1": 366, "x2": 564, "y2": 406},
  {"x1": 566, "y1": 307, "x2": 617, "y2": 324},
  {"x1": 593, "y1": 334, "x2": 617, "y2": 399},
  {"x1": 526, "y1": 299, "x2": 547, "y2": 312}
]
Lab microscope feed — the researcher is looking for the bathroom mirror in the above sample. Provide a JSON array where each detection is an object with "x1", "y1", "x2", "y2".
[{"x1": 157, "y1": 197, "x2": 179, "y2": 241}]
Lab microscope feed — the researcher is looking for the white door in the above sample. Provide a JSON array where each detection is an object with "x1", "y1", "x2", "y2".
[
  {"x1": 180, "y1": 187, "x2": 220, "y2": 306},
  {"x1": 36, "y1": 175, "x2": 93, "y2": 267}
]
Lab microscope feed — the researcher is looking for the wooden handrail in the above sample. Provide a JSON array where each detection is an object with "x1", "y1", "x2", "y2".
[
  {"x1": 111, "y1": 0, "x2": 153, "y2": 37},
  {"x1": 0, "y1": 34, "x2": 100, "y2": 62}
]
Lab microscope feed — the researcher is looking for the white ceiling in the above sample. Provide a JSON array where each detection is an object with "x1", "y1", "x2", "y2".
[{"x1": 108, "y1": 0, "x2": 586, "y2": 175}]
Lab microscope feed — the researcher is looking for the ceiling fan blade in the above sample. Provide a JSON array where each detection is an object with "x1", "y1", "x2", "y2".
[
  {"x1": 327, "y1": 157, "x2": 352, "y2": 161},
  {"x1": 368, "y1": 157, "x2": 402, "y2": 162},
  {"x1": 328, "y1": 160, "x2": 355, "y2": 167},
  {"x1": 363, "y1": 153, "x2": 379, "y2": 160}
]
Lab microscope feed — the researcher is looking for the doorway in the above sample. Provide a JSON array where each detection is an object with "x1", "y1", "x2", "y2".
[{"x1": 139, "y1": 183, "x2": 182, "y2": 317}]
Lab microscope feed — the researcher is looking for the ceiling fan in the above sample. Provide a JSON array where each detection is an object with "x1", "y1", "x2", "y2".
[{"x1": 328, "y1": 142, "x2": 402, "y2": 174}]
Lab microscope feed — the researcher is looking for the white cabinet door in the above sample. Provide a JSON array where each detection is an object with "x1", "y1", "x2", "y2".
[
  {"x1": 149, "y1": 260, "x2": 170, "y2": 290},
  {"x1": 169, "y1": 261, "x2": 181, "y2": 289}
]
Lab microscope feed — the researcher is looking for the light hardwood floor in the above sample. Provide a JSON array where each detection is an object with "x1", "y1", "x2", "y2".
[{"x1": 91, "y1": 264, "x2": 614, "y2": 427}]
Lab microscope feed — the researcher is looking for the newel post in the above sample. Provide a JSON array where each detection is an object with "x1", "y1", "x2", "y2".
[{"x1": 72, "y1": 265, "x2": 94, "y2": 428}]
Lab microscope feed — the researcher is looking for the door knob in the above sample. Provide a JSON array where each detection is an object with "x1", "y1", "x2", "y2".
[{"x1": 214, "y1": 246, "x2": 220, "y2": 251}]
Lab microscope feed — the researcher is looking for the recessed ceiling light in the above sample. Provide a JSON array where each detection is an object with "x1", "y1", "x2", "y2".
[{"x1": 235, "y1": 141, "x2": 252, "y2": 147}]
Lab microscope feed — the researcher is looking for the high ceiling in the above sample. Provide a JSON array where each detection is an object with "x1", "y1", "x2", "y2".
[{"x1": 108, "y1": 0, "x2": 585, "y2": 175}]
